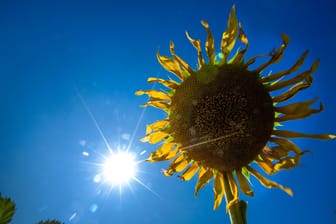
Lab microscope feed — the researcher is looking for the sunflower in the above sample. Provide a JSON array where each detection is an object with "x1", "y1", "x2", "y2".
[{"x1": 136, "y1": 5, "x2": 335, "y2": 213}]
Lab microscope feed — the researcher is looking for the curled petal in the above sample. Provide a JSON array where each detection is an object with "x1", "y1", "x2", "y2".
[
  {"x1": 270, "y1": 137, "x2": 302, "y2": 154},
  {"x1": 163, "y1": 154, "x2": 188, "y2": 176},
  {"x1": 272, "y1": 81, "x2": 311, "y2": 102},
  {"x1": 179, "y1": 162, "x2": 199, "y2": 181},
  {"x1": 195, "y1": 167, "x2": 213, "y2": 197},
  {"x1": 201, "y1": 20, "x2": 215, "y2": 64},
  {"x1": 229, "y1": 24, "x2": 248, "y2": 65},
  {"x1": 267, "y1": 60, "x2": 319, "y2": 91},
  {"x1": 254, "y1": 34, "x2": 290, "y2": 74},
  {"x1": 247, "y1": 166, "x2": 293, "y2": 196},
  {"x1": 236, "y1": 169, "x2": 254, "y2": 196},
  {"x1": 273, "y1": 151, "x2": 310, "y2": 171},
  {"x1": 170, "y1": 42, "x2": 194, "y2": 77},
  {"x1": 261, "y1": 50, "x2": 309, "y2": 83},
  {"x1": 255, "y1": 156, "x2": 275, "y2": 175},
  {"x1": 226, "y1": 172, "x2": 239, "y2": 211},
  {"x1": 275, "y1": 98, "x2": 318, "y2": 115},
  {"x1": 157, "y1": 53, "x2": 185, "y2": 80},
  {"x1": 275, "y1": 103, "x2": 323, "y2": 122},
  {"x1": 213, "y1": 172, "x2": 225, "y2": 210},
  {"x1": 220, "y1": 5, "x2": 239, "y2": 63},
  {"x1": 185, "y1": 31, "x2": 205, "y2": 68}
]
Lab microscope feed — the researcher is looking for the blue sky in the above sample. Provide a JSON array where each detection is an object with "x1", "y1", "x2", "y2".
[{"x1": 0, "y1": 0, "x2": 335, "y2": 223}]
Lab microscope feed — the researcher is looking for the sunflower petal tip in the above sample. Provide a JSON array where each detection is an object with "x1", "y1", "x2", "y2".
[
  {"x1": 280, "y1": 33, "x2": 290, "y2": 44},
  {"x1": 328, "y1": 134, "x2": 336, "y2": 139},
  {"x1": 201, "y1": 20, "x2": 208, "y2": 27},
  {"x1": 135, "y1": 90, "x2": 144, "y2": 96},
  {"x1": 139, "y1": 136, "x2": 148, "y2": 143},
  {"x1": 286, "y1": 188, "x2": 294, "y2": 197}
]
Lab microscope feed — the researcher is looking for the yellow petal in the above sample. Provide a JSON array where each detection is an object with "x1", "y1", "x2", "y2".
[
  {"x1": 220, "y1": 5, "x2": 239, "y2": 63},
  {"x1": 247, "y1": 166, "x2": 293, "y2": 196},
  {"x1": 179, "y1": 162, "x2": 199, "y2": 181},
  {"x1": 273, "y1": 130, "x2": 336, "y2": 140},
  {"x1": 201, "y1": 20, "x2": 215, "y2": 64},
  {"x1": 273, "y1": 151, "x2": 309, "y2": 171},
  {"x1": 270, "y1": 137, "x2": 302, "y2": 154},
  {"x1": 147, "y1": 77, "x2": 179, "y2": 89},
  {"x1": 195, "y1": 167, "x2": 213, "y2": 196},
  {"x1": 135, "y1": 90, "x2": 171, "y2": 101},
  {"x1": 267, "y1": 60, "x2": 319, "y2": 91},
  {"x1": 244, "y1": 53, "x2": 270, "y2": 68},
  {"x1": 142, "y1": 100, "x2": 169, "y2": 111},
  {"x1": 229, "y1": 24, "x2": 248, "y2": 65},
  {"x1": 157, "y1": 53, "x2": 184, "y2": 80},
  {"x1": 261, "y1": 50, "x2": 309, "y2": 83},
  {"x1": 236, "y1": 169, "x2": 254, "y2": 196},
  {"x1": 185, "y1": 31, "x2": 205, "y2": 68},
  {"x1": 174, "y1": 160, "x2": 189, "y2": 172},
  {"x1": 226, "y1": 172, "x2": 239, "y2": 211},
  {"x1": 268, "y1": 146, "x2": 289, "y2": 160},
  {"x1": 164, "y1": 154, "x2": 189, "y2": 176},
  {"x1": 275, "y1": 103, "x2": 323, "y2": 122},
  {"x1": 151, "y1": 142, "x2": 176, "y2": 157},
  {"x1": 254, "y1": 34, "x2": 289, "y2": 74},
  {"x1": 163, "y1": 153, "x2": 184, "y2": 176},
  {"x1": 213, "y1": 171, "x2": 225, "y2": 210},
  {"x1": 140, "y1": 131, "x2": 170, "y2": 144},
  {"x1": 256, "y1": 157, "x2": 275, "y2": 175},
  {"x1": 169, "y1": 41, "x2": 194, "y2": 77},
  {"x1": 272, "y1": 81, "x2": 311, "y2": 102},
  {"x1": 146, "y1": 120, "x2": 169, "y2": 134},
  {"x1": 275, "y1": 98, "x2": 318, "y2": 114}
]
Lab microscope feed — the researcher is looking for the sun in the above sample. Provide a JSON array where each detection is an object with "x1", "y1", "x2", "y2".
[
  {"x1": 136, "y1": 4, "x2": 335, "y2": 215},
  {"x1": 101, "y1": 151, "x2": 137, "y2": 186}
]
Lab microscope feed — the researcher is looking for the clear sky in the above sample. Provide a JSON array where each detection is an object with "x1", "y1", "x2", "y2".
[{"x1": 1, "y1": 0, "x2": 335, "y2": 223}]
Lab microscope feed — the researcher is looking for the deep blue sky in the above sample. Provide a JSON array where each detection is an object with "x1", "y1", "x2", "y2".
[{"x1": 1, "y1": 0, "x2": 335, "y2": 223}]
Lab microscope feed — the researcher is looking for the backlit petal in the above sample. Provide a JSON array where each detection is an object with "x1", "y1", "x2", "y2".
[
  {"x1": 247, "y1": 166, "x2": 293, "y2": 196},
  {"x1": 195, "y1": 167, "x2": 213, "y2": 197},
  {"x1": 179, "y1": 162, "x2": 199, "y2": 181},
  {"x1": 140, "y1": 131, "x2": 170, "y2": 144},
  {"x1": 213, "y1": 172, "x2": 225, "y2": 210},
  {"x1": 236, "y1": 169, "x2": 254, "y2": 196}
]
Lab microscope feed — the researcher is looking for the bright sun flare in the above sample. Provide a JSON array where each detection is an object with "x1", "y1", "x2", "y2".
[{"x1": 102, "y1": 151, "x2": 137, "y2": 186}]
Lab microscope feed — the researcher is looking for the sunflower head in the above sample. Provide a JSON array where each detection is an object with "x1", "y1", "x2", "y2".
[{"x1": 136, "y1": 6, "x2": 335, "y2": 210}]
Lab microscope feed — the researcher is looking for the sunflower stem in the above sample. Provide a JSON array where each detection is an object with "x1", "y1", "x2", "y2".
[{"x1": 223, "y1": 174, "x2": 247, "y2": 224}]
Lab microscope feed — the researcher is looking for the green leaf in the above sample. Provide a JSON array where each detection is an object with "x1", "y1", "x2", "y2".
[{"x1": 0, "y1": 192, "x2": 16, "y2": 224}]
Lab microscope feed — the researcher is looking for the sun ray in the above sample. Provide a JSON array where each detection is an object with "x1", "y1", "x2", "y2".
[{"x1": 76, "y1": 88, "x2": 160, "y2": 198}]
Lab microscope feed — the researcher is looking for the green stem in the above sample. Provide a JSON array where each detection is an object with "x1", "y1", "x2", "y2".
[{"x1": 222, "y1": 174, "x2": 248, "y2": 224}]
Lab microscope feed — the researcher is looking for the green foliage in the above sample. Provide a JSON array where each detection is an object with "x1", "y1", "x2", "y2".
[
  {"x1": 0, "y1": 192, "x2": 63, "y2": 224},
  {"x1": 0, "y1": 193, "x2": 16, "y2": 224}
]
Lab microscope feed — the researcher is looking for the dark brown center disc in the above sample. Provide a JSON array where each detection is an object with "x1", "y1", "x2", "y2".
[{"x1": 169, "y1": 64, "x2": 274, "y2": 171}]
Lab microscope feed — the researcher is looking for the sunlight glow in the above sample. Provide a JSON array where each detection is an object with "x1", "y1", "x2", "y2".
[
  {"x1": 77, "y1": 89, "x2": 159, "y2": 197},
  {"x1": 102, "y1": 151, "x2": 137, "y2": 186}
]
